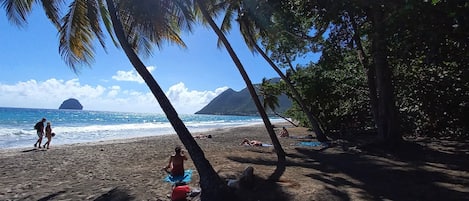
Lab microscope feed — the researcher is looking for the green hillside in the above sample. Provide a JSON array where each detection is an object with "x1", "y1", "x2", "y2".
[{"x1": 195, "y1": 84, "x2": 292, "y2": 116}]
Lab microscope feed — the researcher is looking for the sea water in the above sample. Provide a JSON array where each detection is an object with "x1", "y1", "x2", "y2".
[{"x1": 0, "y1": 107, "x2": 281, "y2": 149}]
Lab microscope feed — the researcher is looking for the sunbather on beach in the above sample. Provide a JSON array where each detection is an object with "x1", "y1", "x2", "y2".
[
  {"x1": 164, "y1": 146, "x2": 188, "y2": 177},
  {"x1": 193, "y1": 134, "x2": 212, "y2": 139},
  {"x1": 239, "y1": 138, "x2": 272, "y2": 147}
]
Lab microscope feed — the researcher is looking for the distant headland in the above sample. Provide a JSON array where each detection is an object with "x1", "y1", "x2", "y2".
[{"x1": 59, "y1": 98, "x2": 83, "y2": 110}]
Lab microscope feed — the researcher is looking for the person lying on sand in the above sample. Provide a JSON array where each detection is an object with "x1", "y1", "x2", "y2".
[
  {"x1": 193, "y1": 134, "x2": 212, "y2": 139},
  {"x1": 163, "y1": 146, "x2": 188, "y2": 177},
  {"x1": 239, "y1": 138, "x2": 272, "y2": 147}
]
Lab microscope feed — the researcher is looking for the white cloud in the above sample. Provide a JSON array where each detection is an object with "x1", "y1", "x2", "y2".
[
  {"x1": 111, "y1": 66, "x2": 156, "y2": 83},
  {"x1": 0, "y1": 78, "x2": 228, "y2": 114},
  {"x1": 166, "y1": 82, "x2": 229, "y2": 114}
]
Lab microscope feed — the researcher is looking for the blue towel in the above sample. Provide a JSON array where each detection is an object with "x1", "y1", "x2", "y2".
[
  {"x1": 164, "y1": 169, "x2": 193, "y2": 184},
  {"x1": 298, "y1": 141, "x2": 323, "y2": 147}
]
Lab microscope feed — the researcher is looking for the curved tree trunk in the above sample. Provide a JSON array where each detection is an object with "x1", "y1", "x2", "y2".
[
  {"x1": 106, "y1": 1, "x2": 233, "y2": 200},
  {"x1": 284, "y1": 55, "x2": 297, "y2": 74},
  {"x1": 369, "y1": 3, "x2": 402, "y2": 146},
  {"x1": 274, "y1": 111, "x2": 298, "y2": 127},
  {"x1": 252, "y1": 39, "x2": 328, "y2": 142},
  {"x1": 195, "y1": 0, "x2": 286, "y2": 181}
]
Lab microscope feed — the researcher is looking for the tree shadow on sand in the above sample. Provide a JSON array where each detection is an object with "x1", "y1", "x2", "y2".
[
  {"x1": 221, "y1": 152, "x2": 292, "y2": 201},
  {"x1": 94, "y1": 187, "x2": 134, "y2": 201},
  {"x1": 37, "y1": 191, "x2": 66, "y2": 201},
  {"x1": 289, "y1": 139, "x2": 469, "y2": 201},
  {"x1": 228, "y1": 139, "x2": 469, "y2": 201}
]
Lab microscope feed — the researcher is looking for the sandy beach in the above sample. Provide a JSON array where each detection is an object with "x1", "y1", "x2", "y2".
[{"x1": 1, "y1": 123, "x2": 468, "y2": 201}]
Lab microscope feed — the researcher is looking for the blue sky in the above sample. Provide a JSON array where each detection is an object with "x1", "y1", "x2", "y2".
[{"x1": 0, "y1": 6, "x2": 307, "y2": 114}]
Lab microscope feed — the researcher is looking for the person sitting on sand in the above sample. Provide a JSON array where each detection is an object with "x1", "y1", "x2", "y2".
[
  {"x1": 279, "y1": 127, "x2": 289, "y2": 137},
  {"x1": 33, "y1": 118, "x2": 46, "y2": 148},
  {"x1": 43, "y1": 122, "x2": 53, "y2": 149},
  {"x1": 164, "y1": 146, "x2": 188, "y2": 177},
  {"x1": 193, "y1": 134, "x2": 212, "y2": 139},
  {"x1": 239, "y1": 138, "x2": 272, "y2": 147}
]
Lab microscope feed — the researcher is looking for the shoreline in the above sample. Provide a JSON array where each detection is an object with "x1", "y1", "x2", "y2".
[{"x1": 0, "y1": 121, "x2": 278, "y2": 151}]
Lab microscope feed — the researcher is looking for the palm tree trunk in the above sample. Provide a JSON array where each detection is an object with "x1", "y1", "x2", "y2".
[
  {"x1": 284, "y1": 55, "x2": 297, "y2": 74},
  {"x1": 274, "y1": 111, "x2": 298, "y2": 127},
  {"x1": 195, "y1": 0, "x2": 286, "y2": 181},
  {"x1": 105, "y1": 1, "x2": 232, "y2": 200},
  {"x1": 252, "y1": 38, "x2": 328, "y2": 142}
]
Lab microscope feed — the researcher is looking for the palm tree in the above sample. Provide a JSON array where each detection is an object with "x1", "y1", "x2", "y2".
[
  {"x1": 212, "y1": 0, "x2": 328, "y2": 142},
  {"x1": 105, "y1": 1, "x2": 233, "y2": 200},
  {"x1": 194, "y1": 0, "x2": 286, "y2": 181},
  {"x1": 260, "y1": 78, "x2": 298, "y2": 127},
  {"x1": 238, "y1": 12, "x2": 328, "y2": 142},
  {"x1": 2, "y1": 0, "x2": 233, "y2": 200}
]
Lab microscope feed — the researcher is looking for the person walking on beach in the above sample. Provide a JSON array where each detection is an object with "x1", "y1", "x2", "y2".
[
  {"x1": 33, "y1": 118, "x2": 46, "y2": 148},
  {"x1": 43, "y1": 122, "x2": 53, "y2": 149},
  {"x1": 164, "y1": 146, "x2": 188, "y2": 177}
]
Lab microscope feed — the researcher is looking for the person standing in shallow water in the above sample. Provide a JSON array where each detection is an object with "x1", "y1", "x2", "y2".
[
  {"x1": 43, "y1": 122, "x2": 53, "y2": 149},
  {"x1": 33, "y1": 118, "x2": 46, "y2": 148},
  {"x1": 164, "y1": 146, "x2": 188, "y2": 177}
]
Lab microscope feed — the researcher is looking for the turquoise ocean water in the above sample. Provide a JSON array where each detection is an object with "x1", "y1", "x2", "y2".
[{"x1": 0, "y1": 107, "x2": 280, "y2": 149}]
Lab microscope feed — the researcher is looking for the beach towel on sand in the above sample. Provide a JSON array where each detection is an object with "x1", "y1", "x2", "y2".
[
  {"x1": 164, "y1": 169, "x2": 193, "y2": 184},
  {"x1": 298, "y1": 141, "x2": 323, "y2": 147}
]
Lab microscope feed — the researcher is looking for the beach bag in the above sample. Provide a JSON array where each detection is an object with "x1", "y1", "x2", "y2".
[{"x1": 171, "y1": 185, "x2": 190, "y2": 201}]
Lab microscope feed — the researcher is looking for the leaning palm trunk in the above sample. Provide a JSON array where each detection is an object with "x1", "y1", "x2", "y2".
[
  {"x1": 273, "y1": 111, "x2": 298, "y2": 127},
  {"x1": 251, "y1": 39, "x2": 328, "y2": 142},
  {"x1": 195, "y1": 0, "x2": 286, "y2": 181},
  {"x1": 106, "y1": 1, "x2": 233, "y2": 200}
]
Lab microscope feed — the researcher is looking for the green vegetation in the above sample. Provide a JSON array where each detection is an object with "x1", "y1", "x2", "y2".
[{"x1": 252, "y1": 0, "x2": 468, "y2": 141}]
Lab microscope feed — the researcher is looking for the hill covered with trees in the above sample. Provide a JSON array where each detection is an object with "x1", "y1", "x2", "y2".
[{"x1": 196, "y1": 79, "x2": 292, "y2": 116}]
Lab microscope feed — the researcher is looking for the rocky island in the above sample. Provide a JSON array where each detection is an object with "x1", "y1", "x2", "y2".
[{"x1": 59, "y1": 98, "x2": 83, "y2": 110}]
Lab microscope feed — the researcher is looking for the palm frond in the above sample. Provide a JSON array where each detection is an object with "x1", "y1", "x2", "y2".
[
  {"x1": 85, "y1": 0, "x2": 106, "y2": 50},
  {"x1": 117, "y1": 0, "x2": 194, "y2": 55},
  {"x1": 97, "y1": 0, "x2": 119, "y2": 47},
  {"x1": 1, "y1": 0, "x2": 35, "y2": 26},
  {"x1": 238, "y1": 14, "x2": 258, "y2": 52},
  {"x1": 59, "y1": 0, "x2": 95, "y2": 70},
  {"x1": 40, "y1": 0, "x2": 64, "y2": 29}
]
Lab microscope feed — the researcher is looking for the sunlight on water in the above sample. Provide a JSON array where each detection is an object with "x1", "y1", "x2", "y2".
[{"x1": 0, "y1": 107, "x2": 283, "y2": 149}]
